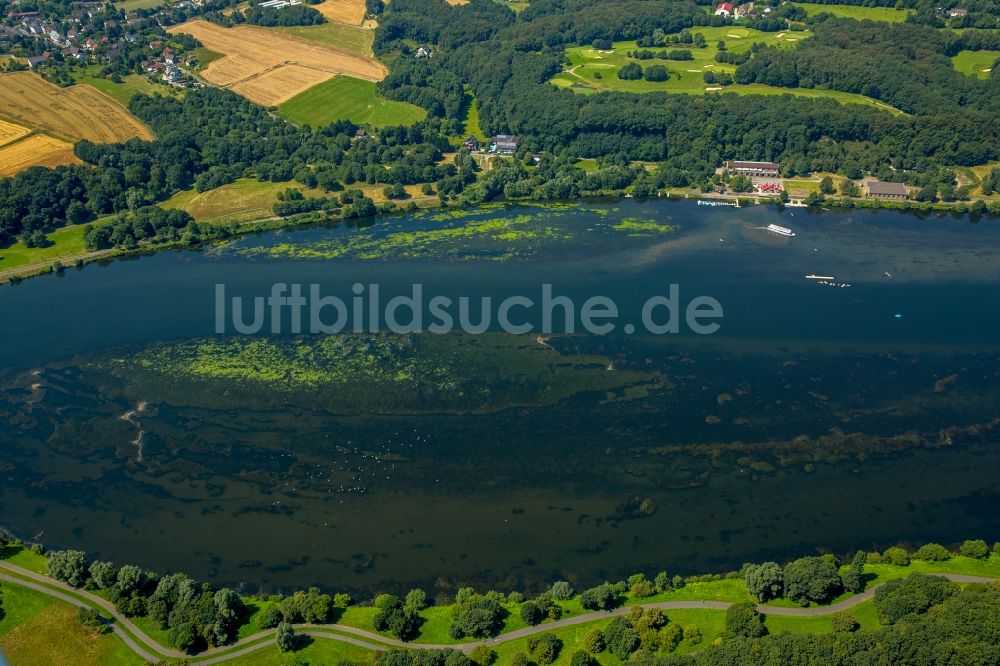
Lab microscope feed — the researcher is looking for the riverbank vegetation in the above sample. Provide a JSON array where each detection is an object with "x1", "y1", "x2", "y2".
[{"x1": 3, "y1": 531, "x2": 999, "y2": 664}]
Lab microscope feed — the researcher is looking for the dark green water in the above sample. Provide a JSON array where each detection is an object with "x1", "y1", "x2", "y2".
[{"x1": 1, "y1": 200, "x2": 999, "y2": 596}]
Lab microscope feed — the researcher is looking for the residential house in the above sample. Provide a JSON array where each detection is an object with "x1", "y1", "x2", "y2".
[
  {"x1": 415, "y1": 46, "x2": 432, "y2": 58},
  {"x1": 715, "y1": 2, "x2": 733, "y2": 16},
  {"x1": 25, "y1": 54, "x2": 47, "y2": 67},
  {"x1": 949, "y1": 7, "x2": 968, "y2": 17},
  {"x1": 463, "y1": 135, "x2": 480, "y2": 151},
  {"x1": 735, "y1": 3, "x2": 757, "y2": 18},
  {"x1": 865, "y1": 180, "x2": 908, "y2": 199}
]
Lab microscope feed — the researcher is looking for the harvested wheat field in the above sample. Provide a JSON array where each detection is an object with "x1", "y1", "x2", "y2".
[
  {"x1": 168, "y1": 20, "x2": 387, "y2": 106},
  {"x1": 314, "y1": 0, "x2": 366, "y2": 25},
  {"x1": 0, "y1": 134, "x2": 80, "y2": 177},
  {"x1": 0, "y1": 119, "x2": 31, "y2": 148},
  {"x1": 445, "y1": 0, "x2": 469, "y2": 5},
  {"x1": 231, "y1": 64, "x2": 333, "y2": 106},
  {"x1": 0, "y1": 72, "x2": 154, "y2": 143}
]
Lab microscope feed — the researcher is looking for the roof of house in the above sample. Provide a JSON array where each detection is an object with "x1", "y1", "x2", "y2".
[
  {"x1": 716, "y1": 2, "x2": 734, "y2": 10},
  {"x1": 726, "y1": 160, "x2": 779, "y2": 170},
  {"x1": 866, "y1": 181, "x2": 907, "y2": 195}
]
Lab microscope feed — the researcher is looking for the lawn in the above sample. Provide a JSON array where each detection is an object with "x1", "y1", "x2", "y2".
[
  {"x1": 552, "y1": 28, "x2": 901, "y2": 114},
  {"x1": 277, "y1": 22, "x2": 374, "y2": 56},
  {"x1": 0, "y1": 223, "x2": 96, "y2": 271},
  {"x1": 235, "y1": 636, "x2": 376, "y2": 665},
  {"x1": 0, "y1": 585, "x2": 145, "y2": 666},
  {"x1": 192, "y1": 46, "x2": 224, "y2": 68},
  {"x1": 76, "y1": 68, "x2": 181, "y2": 107},
  {"x1": 278, "y1": 76, "x2": 426, "y2": 128},
  {"x1": 791, "y1": 2, "x2": 913, "y2": 22},
  {"x1": 952, "y1": 49, "x2": 1000, "y2": 79},
  {"x1": 162, "y1": 178, "x2": 327, "y2": 224},
  {"x1": 463, "y1": 93, "x2": 487, "y2": 142}
]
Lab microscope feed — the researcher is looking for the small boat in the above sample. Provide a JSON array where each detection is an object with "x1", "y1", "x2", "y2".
[
  {"x1": 765, "y1": 224, "x2": 795, "y2": 237},
  {"x1": 698, "y1": 199, "x2": 739, "y2": 207},
  {"x1": 894, "y1": 313, "x2": 903, "y2": 319},
  {"x1": 805, "y1": 275, "x2": 835, "y2": 280},
  {"x1": 884, "y1": 271, "x2": 893, "y2": 278}
]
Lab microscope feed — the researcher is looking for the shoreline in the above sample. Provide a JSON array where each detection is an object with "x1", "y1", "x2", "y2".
[{"x1": 1, "y1": 190, "x2": 997, "y2": 287}]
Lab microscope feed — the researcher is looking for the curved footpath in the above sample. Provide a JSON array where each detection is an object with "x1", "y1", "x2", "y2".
[{"x1": 0, "y1": 561, "x2": 995, "y2": 665}]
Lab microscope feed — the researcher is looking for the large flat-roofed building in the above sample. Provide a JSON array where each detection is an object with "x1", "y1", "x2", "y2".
[
  {"x1": 865, "y1": 180, "x2": 908, "y2": 199},
  {"x1": 725, "y1": 160, "x2": 780, "y2": 177},
  {"x1": 492, "y1": 134, "x2": 519, "y2": 156}
]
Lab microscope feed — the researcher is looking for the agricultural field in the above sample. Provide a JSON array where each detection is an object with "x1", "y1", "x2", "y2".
[
  {"x1": 791, "y1": 2, "x2": 914, "y2": 22},
  {"x1": 168, "y1": 20, "x2": 387, "y2": 106},
  {"x1": 0, "y1": 119, "x2": 30, "y2": 147},
  {"x1": 277, "y1": 22, "x2": 375, "y2": 55},
  {"x1": 0, "y1": 72, "x2": 154, "y2": 143},
  {"x1": 313, "y1": 0, "x2": 367, "y2": 25},
  {"x1": 952, "y1": 49, "x2": 999, "y2": 78},
  {"x1": 279, "y1": 76, "x2": 426, "y2": 127},
  {"x1": 0, "y1": 134, "x2": 79, "y2": 177},
  {"x1": 552, "y1": 27, "x2": 901, "y2": 114}
]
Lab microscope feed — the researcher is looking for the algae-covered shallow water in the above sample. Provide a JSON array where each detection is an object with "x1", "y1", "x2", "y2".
[{"x1": 1, "y1": 200, "x2": 999, "y2": 595}]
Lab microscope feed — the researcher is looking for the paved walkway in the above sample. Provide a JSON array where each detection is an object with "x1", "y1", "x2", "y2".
[{"x1": 0, "y1": 560, "x2": 994, "y2": 665}]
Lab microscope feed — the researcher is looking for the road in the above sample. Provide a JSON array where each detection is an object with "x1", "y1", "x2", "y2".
[{"x1": 0, "y1": 561, "x2": 994, "y2": 664}]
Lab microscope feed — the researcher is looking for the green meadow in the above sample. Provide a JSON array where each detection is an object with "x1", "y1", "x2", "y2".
[
  {"x1": 552, "y1": 27, "x2": 900, "y2": 113},
  {"x1": 76, "y1": 68, "x2": 182, "y2": 108},
  {"x1": 278, "y1": 76, "x2": 426, "y2": 128},
  {"x1": 952, "y1": 49, "x2": 999, "y2": 78},
  {"x1": 791, "y1": 2, "x2": 913, "y2": 22},
  {"x1": 162, "y1": 178, "x2": 326, "y2": 224}
]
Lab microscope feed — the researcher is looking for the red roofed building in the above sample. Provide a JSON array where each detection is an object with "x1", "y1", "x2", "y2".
[{"x1": 715, "y1": 2, "x2": 734, "y2": 16}]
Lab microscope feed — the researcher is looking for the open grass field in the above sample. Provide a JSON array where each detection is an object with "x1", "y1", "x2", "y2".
[
  {"x1": 0, "y1": 119, "x2": 30, "y2": 147},
  {"x1": 0, "y1": 585, "x2": 145, "y2": 666},
  {"x1": 552, "y1": 27, "x2": 902, "y2": 114},
  {"x1": 462, "y1": 94, "x2": 487, "y2": 141},
  {"x1": 313, "y1": 0, "x2": 367, "y2": 25},
  {"x1": 0, "y1": 134, "x2": 80, "y2": 177},
  {"x1": 0, "y1": 217, "x2": 113, "y2": 271},
  {"x1": 952, "y1": 49, "x2": 999, "y2": 78},
  {"x1": 277, "y1": 21, "x2": 374, "y2": 55},
  {"x1": 162, "y1": 178, "x2": 330, "y2": 224},
  {"x1": 791, "y1": 2, "x2": 913, "y2": 22},
  {"x1": 168, "y1": 20, "x2": 387, "y2": 106},
  {"x1": 0, "y1": 72, "x2": 154, "y2": 142},
  {"x1": 76, "y1": 68, "x2": 182, "y2": 107},
  {"x1": 279, "y1": 75, "x2": 426, "y2": 127}
]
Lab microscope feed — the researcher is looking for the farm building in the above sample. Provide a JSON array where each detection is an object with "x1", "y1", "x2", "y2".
[
  {"x1": 865, "y1": 181, "x2": 908, "y2": 199},
  {"x1": 492, "y1": 134, "x2": 518, "y2": 155},
  {"x1": 715, "y1": 2, "x2": 734, "y2": 16},
  {"x1": 724, "y1": 160, "x2": 780, "y2": 177}
]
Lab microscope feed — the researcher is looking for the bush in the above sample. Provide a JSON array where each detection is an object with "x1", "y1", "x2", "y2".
[
  {"x1": 450, "y1": 594, "x2": 504, "y2": 639},
  {"x1": 569, "y1": 651, "x2": 595, "y2": 666},
  {"x1": 258, "y1": 606, "x2": 283, "y2": 629},
  {"x1": 405, "y1": 588, "x2": 427, "y2": 610},
  {"x1": 550, "y1": 581, "x2": 573, "y2": 600},
  {"x1": 373, "y1": 595, "x2": 421, "y2": 640},
  {"x1": 959, "y1": 539, "x2": 989, "y2": 559},
  {"x1": 629, "y1": 580, "x2": 655, "y2": 598},
  {"x1": 579, "y1": 583, "x2": 621, "y2": 611},
  {"x1": 724, "y1": 602, "x2": 767, "y2": 639},
  {"x1": 527, "y1": 633, "x2": 562, "y2": 664},
  {"x1": 654, "y1": 572, "x2": 670, "y2": 592},
  {"x1": 617, "y1": 62, "x2": 643, "y2": 80},
  {"x1": 48, "y1": 550, "x2": 88, "y2": 587},
  {"x1": 882, "y1": 547, "x2": 910, "y2": 566},
  {"x1": 584, "y1": 627, "x2": 605, "y2": 653},
  {"x1": 914, "y1": 543, "x2": 952, "y2": 561},
  {"x1": 469, "y1": 646, "x2": 497, "y2": 666},
  {"x1": 88, "y1": 561, "x2": 117, "y2": 590},
  {"x1": 831, "y1": 612, "x2": 859, "y2": 633},
  {"x1": 77, "y1": 607, "x2": 110, "y2": 634},
  {"x1": 643, "y1": 65, "x2": 669, "y2": 82},
  {"x1": 519, "y1": 601, "x2": 544, "y2": 626},
  {"x1": 603, "y1": 617, "x2": 639, "y2": 659},
  {"x1": 169, "y1": 622, "x2": 197, "y2": 653},
  {"x1": 660, "y1": 623, "x2": 683, "y2": 652},
  {"x1": 744, "y1": 562, "x2": 783, "y2": 602},
  {"x1": 683, "y1": 624, "x2": 701, "y2": 644}
]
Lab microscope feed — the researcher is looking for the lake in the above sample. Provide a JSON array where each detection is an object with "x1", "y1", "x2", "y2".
[{"x1": 1, "y1": 199, "x2": 999, "y2": 596}]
